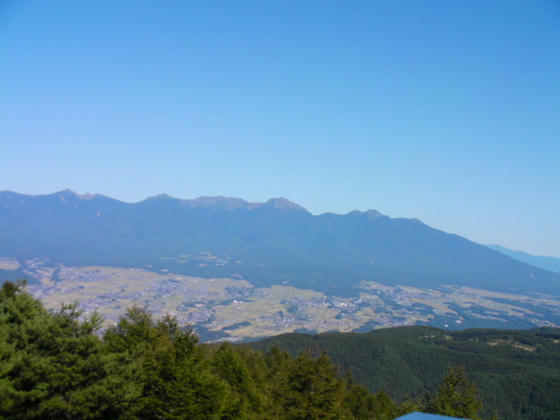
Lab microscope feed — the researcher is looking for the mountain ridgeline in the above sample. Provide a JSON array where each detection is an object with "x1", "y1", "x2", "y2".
[
  {"x1": 488, "y1": 245, "x2": 560, "y2": 274},
  {"x1": 1, "y1": 190, "x2": 559, "y2": 295}
]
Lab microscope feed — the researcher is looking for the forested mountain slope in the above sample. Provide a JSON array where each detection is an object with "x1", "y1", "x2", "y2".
[
  {"x1": 2, "y1": 190, "x2": 559, "y2": 295},
  {"x1": 1, "y1": 281, "x2": 492, "y2": 420},
  {"x1": 250, "y1": 326, "x2": 560, "y2": 419}
]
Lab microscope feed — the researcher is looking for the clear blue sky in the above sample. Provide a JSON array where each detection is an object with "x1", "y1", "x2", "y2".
[{"x1": 1, "y1": 1, "x2": 559, "y2": 256}]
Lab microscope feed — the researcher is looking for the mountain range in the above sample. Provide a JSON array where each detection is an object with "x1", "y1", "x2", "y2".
[
  {"x1": 488, "y1": 244, "x2": 560, "y2": 274},
  {"x1": 1, "y1": 190, "x2": 559, "y2": 295}
]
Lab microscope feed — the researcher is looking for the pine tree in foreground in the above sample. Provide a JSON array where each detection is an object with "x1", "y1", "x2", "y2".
[{"x1": 0, "y1": 280, "x2": 491, "y2": 419}]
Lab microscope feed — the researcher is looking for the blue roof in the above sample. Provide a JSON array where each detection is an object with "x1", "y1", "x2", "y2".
[{"x1": 395, "y1": 413, "x2": 467, "y2": 420}]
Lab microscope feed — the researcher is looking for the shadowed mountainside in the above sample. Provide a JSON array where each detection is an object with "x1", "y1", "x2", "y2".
[
  {"x1": 1, "y1": 190, "x2": 559, "y2": 295},
  {"x1": 488, "y1": 244, "x2": 560, "y2": 274}
]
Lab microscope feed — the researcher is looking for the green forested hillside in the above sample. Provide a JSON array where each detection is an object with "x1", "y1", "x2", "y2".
[
  {"x1": 1, "y1": 281, "x2": 492, "y2": 419},
  {"x1": 250, "y1": 326, "x2": 560, "y2": 419}
]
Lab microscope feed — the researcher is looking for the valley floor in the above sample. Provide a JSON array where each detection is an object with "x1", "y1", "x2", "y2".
[{"x1": 9, "y1": 257, "x2": 559, "y2": 341}]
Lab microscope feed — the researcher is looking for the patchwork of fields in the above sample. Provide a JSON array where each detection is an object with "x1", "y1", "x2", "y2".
[{"x1": 5, "y1": 257, "x2": 560, "y2": 341}]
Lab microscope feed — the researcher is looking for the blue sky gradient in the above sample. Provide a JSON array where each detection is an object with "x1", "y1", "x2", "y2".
[{"x1": 1, "y1": 1, "x2": 559, "y2": 256}]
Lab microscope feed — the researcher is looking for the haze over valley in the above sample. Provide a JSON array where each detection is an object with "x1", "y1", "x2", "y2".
[{"x1": 2, "y1": 190, "x2": 558, "y2": 341}]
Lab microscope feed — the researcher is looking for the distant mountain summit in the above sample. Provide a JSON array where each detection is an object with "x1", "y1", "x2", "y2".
[
  {"x1": 138, "y1": 193, "x2": 307, "y2": 212},
  {"x1": 1, "y1": 190, "x2": 559, "y2": 294},
  {"x1": 259, "y1": 197, "x2": 308, "y2": 212},
  {"x1": 488, "y1": 245, "x2": 560, "y2": 273}
]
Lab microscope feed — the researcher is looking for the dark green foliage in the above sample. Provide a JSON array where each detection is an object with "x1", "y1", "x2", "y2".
[
  {"x1": 344, "y1": 386, "x2": 399, "y2": 420},
  {"x1": 0, "y1": 280, "x2": 133, "y2": 419},
  {"x1": 278, "y1": 352, "x2": 345, "y2": 419},
  {"x1": 425, "y1": 366, "x2": 483, "y2": 419},
  {"x1": 0, "y1": 282, "x2": 495, "y2": 419},
  {"x1": 209, "y1": 343, "x2": 260, "y2": 419},
  {"x1": 252, "y1": 325, "x2": 560, "y2": 419},
  {"x1": 104, "y1": 309, "x2": 226, "y2": 419}
]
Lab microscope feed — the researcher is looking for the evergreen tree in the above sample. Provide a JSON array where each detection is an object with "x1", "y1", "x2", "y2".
[
  {"x1": 426, "y1": 365, "x2": 483, "y2": 419},
  {"x1": 279, "y1": 351, "x2": 345, "y2": 419},
  {"x1": 1, "y1": 280, "x2": 500, "y2": 419},
  {"x1": 0, "y1": 281, "x2": 131, "y2": 419},
  {"x1": 210, "y1": 343, "x2": 262, "y2": 419},
  {"x1": 104, "y1": 308, "x2": 226, "y2": 419}
]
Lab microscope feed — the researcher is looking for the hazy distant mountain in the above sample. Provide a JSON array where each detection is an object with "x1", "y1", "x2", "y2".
[
  {"x1": 1, "y1": 190, "x2": 559, "y2": 294},
  {"x1": 488, "y1": 244, "x2": 560, "y2": 273}
]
